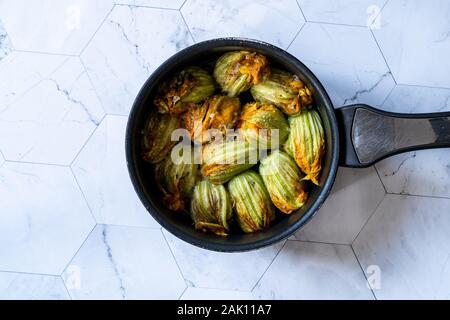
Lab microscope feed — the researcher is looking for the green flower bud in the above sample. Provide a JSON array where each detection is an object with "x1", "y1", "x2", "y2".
[
  {"x1": 214, "y1": 51, "x2": 270, "y2": 97},
  {"x1": 259, "y1": 150, "x2": 308, "y2": 214},
  {"x1": 284, "y1": 109, "x2": 325, "y2": 186},
  {"x1": 251, "y1": 69, "x2": 313, "y2": 116},
  {"x1": 183, "y1": 95, "x2": 241, "y2": 144},
  {"x1": 190, "y1": 180, "x2": 232, "y2": 236},
  {"x1": 201, "y1": 139, "x2": 259, "y2": 185},
  {"x1": 155, "y1": 145, "x2": 199, "y2": 211},
  {"x1": 142, "y1": 112, "x2": 180, "y2": 164},
  {"x1": 238, "y1": 102, "x2": 289, "y2": 149},
  {"x1": 228, "y1": 171, "x2": 275, "y2": 233},
  {"x1": 154, "y1": 66, "x2": 215, "y2": 114}
]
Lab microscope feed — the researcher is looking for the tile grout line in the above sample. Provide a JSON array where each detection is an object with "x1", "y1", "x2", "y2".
[
  {"x1": 295, "y1": 0, "x2": 308, "y2": 22},
  {"x1": 395, "y1": 82, "x2": 450, "y2": 91},
  {"x1": 350, "y1": 245, "x2": 377, "y2": 300},
  {"x1": 79, "y1": 57, "x2": 108, "y2": 116},
  {"x1": 179, "y1": 0, "x2": 189, "y2": 11},
  {"x1": 386, "y1": 192, "x2": 450, "y2": 201},
  {"x1": 369, "y1": 28, "x2": 397, "y2": 85},
  {"x1": 179, "y1": 10, "x2": 196, "y2": 44},
  {"x1": 373, "y1": 165, "x2": 388, "y2": 193},
  {"x1": 69, "y1": 166, "x2": 98, "y2": 223},
  {"x1": 78, "y1": 4, "x2": 116, "y2": 57},
  {"x1": 351, "y1": 192, "x2": 385, "y2": 245},
  {"x1": 115, "y1": 3, "x2": 182, "y2": 11},
  {"x1": 286, "y1": 22, "x2": 307, "y2": 51},
  {"x1": 68, "y1": 113, "x2": 107, "y2": 168},
  {"x1": 58, "y1": 224, "x2": 98, "y2": 278},
  {"x1": 161, "y1": 229, "x2": 192, "y2": 291},
  {"x1": 177, "y1": 286, "x2": 188, "y2": 300},
  {"x1": 250, "y1": 241, "x2": 287, "y2": 293},
  {"x1": 288, "y1": 238, "x2": 350, "y2": 246},
  {"x1": 0, "y1": 269, "x2": 61, "y2": 278},
  {"x1": 13, "y1": 49, "x2": 78, "y2": 57},
  {"x1": 59, "y1": 275, "x2": 74, "y2": 300}
]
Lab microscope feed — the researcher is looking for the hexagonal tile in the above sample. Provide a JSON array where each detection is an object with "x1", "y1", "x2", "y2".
[
  {"x1": 253, "y1": 241, "x2": 373, "y2": 299},
  {"x1": 0, "y1": 162, "x2": 95, "y2": 274},
  {"x1": 372, "y1": 0, "x2": 450, "y2": 88},
  {"x1": 62, "y1": 225, "x2": 186, "y2": 299},
  {"x1": 163, "y1": 231, "x2": 284, "y2": 291},
  {"x1": 353, "y1": 194, "x2": 450, "y2": 299},
  {"x1": 295, "y1": 167, "x2": 385, "y2": 244},
  {"x1": 72, "y1": 115, "x2": 158, "y2": 228},
  {"x1": 115, "y1": 0, "x2": 185, "y2": 9},
  {"x1": 288, "y1": 23, "x2": 395, "y2": 107},
  {"x1": 375, "y1": 85, "x2": 450, "y2": 198},
  {"x1": 297, "y1": 0, "x2": 387, "y2": 26},
  {"x1": 0, "y1": 272, "x2": 69, "y2": 300},
  {"x1": 0, "y1": 52, "x2": 67, "y2": 109},
  {"x1": 180, "y1": 288, "x2": 254, "y2": 300},
  {"x1": 0, "y1": 20, "x2": 13, "y2": 60},
  {"x1": 0, "y1": 0, "x2": 114, "y2": 55},
  {"x1": 0, "y1": 56, "x2": 105, "y2": 165},
  {"x1": 181, "y1": 0, "x2": 305, "y2": 48},
  {"x1": 81, "y1": 5, "x2": 193, "y2": 115}
]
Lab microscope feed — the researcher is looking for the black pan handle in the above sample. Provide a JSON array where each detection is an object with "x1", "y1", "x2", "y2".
[{"x1": 335, "y1": 104, "x2": 450, "y2": 168}]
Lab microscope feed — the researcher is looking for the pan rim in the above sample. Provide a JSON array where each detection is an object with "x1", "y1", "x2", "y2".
[{"x1": 125, "y1": 37, "x2": 340, "y2": 252}]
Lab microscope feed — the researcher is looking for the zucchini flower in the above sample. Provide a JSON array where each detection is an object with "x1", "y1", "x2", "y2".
[
  {"x1": 154, "y1": 66, "x2": 215, "y2": 114},
  {"x1": 228, "y1": 171, "x2": 275, "y2": 233},
  {"x1": 214, "y1": 51, "x2": 270, "y2": 97},
  {"x1": 201, "y1": 139, "x2": 259, "y2": 185},
  {"x1": 183, "y1": 95, "x2": 241, "y2": 144},
  {"x1": 142, "y1": 112, "x2": 180, "y2": 163},
  {"x1": 284, "y1": 109, "x2": 325, "y2": 186},
  {"x1": 190, "y1": 180, "x2": 232, "y2": 236},
  {"x1": 238, "y1": 102, "x2": 289, "y2": 149},
  {"x1": 155, "y1": 144, "x2": 199, "y2": 211},
  {"x1": 259, "y1": 150, "x2": 308, "y2": 214},
  {"x1": 251, "y1": 69, "x2": 313, "y2": 115}
]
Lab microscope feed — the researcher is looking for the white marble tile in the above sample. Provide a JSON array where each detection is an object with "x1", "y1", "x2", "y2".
[
  {"x1": 353, "y1": 194, "x2": 450, "y2": 299},
  {"x1": 72, "y1": 115, "x2": 158, "y2": 228},
  {"x1": 297, "y1": 0, "x2": 387, "y2": 26},
  {"x1": 62, "y1": 225, "x2": 186, "y2": 299},
  {"x1": 295, "y1": 167, "x2": 385, "y2": 244},
  {"x1": 375, "y1": 85, "x2": 450, "y2": 198},
  {"x1": 0, "y1": 52, "x2": 67, "y2": 109},
  {"x1": 181, "y1": 0, "x2": 305, "y2": 49},
  {"x1": 253, "y1": 241, "x2": 373, "y2": 299},
  {"x1": 0, "y1": 152, "x2": 4, "y2": 168},
  {"x1": 0, "y1": 272, "x2": 69, "y2": 300},
  {"x1": 373, "y1": 0, "x2": 450, "y2": 88},
  {"x1": 0, "y1": 57, "x2": 104, "y2": 165},
  {"x1": 81, "y1": 5, "x2": 193, "y2": 115},
  {"x1": 376, "y1": 150, "x2": 450, "y2": 198},
  {"x1": 164, "y1": 231, "x2": 284, "y2": 291},
  {"x1": 0, "y1": 57, "x2": 105, "y2": 165},
  {"x1": 180, "y1": 288, "x2": 254, "y2": 300},
  {"x1": 0, "y1": 0, "x2": 114, "y2": 55},
  {"x1": 115, "y1": 0, "x2": 185, "y2": 9},
  {"x1": 289, "y1": 23, "x2": 395, "y2": 108},
  {"x1": 0, "y1": 21, "x2": 13, "y2": 60},
  {"x1": 0, "y1": 162, "x2": 95, "y2": 275},
  {"x1": 382, "y1": 85, "x2": 450, "y2": 114}
]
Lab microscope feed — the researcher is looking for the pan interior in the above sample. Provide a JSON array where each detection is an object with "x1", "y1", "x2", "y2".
[{"x1": 127, "y1": 40, "x2": 338, "y2": 251}]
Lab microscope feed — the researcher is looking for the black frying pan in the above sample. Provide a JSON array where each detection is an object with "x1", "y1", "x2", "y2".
[{"x1": 126, "y1": 38, "x2": 450, "y2": 252}]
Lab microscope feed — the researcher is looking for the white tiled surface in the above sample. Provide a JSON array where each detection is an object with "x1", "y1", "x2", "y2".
[{"x1": 0, "y1": 0, "x2": 449, "y2": 300}]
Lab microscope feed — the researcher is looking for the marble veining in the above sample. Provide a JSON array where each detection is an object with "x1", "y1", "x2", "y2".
[
  {"x1": 0, "y1": 57, "x2": 105, "y2": 165},
  {"x1": 0, "y1": 21, "x2": 13, "y2": 61},
  {"x1": 181, "y1": 0, "x2": 305, "y2": 49},
  {"x1": 81, "y1": 5, "x2": 193, "y2": 115},
  {"x1": 288, "y1": 23, "x2": 395, "y2": 107},
  {"x1": 62, "y1": 225, "x2": 186, "y2": 299}
]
